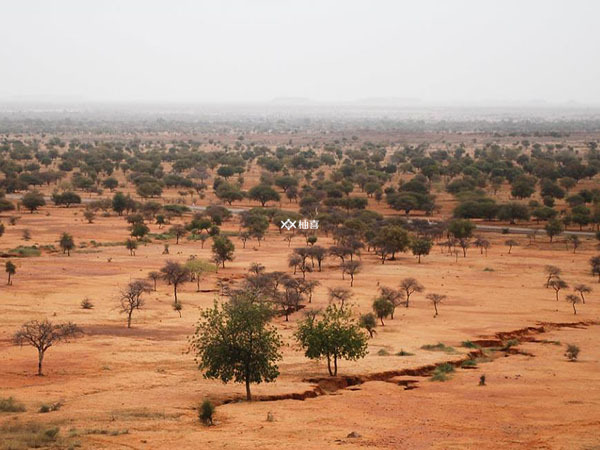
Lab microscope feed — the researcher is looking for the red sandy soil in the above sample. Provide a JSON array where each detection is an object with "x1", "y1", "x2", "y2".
[{"x1": 1, "y1": 200, "x2": 599, "y2": 449}]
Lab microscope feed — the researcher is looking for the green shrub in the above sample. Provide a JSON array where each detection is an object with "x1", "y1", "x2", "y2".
[
  {"x1": 395, "y1": 349, "x2": 415, "y2": 356},
  {"x1": 377, "y1": 349, "x2": 390, "y2": 356},
  {"x1": 461, "y1": 340, "x2": 480, "y2": 349},
  {"x1": 0, "y1": 397, "x2": 26, "y2": 413},
  {"x1": 198, "y1": 399, "x2": 215, "y2": 425},
  {"x1": 421, "y1": 342, "x2": 456, "y2": 353},
  {"x1": 430, "y1": 363, "x2": 455, "y2": 382},
  {"x1": 501, "y1": 339, "x2": 519, "y2": 351},
  {"x1": 461, "y1": 359, "x2": 477, "y2": 368},
  {"x1": 565, "y1": 344, "x2": 580, "y2": 361}
]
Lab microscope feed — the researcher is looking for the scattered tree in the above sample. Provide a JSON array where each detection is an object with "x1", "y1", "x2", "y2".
[
  {"x1": 13, "y1": 320, "x2": 82, "y2": 375},
  {"x1": 5, "y1": 260, "x2": 16, "y2": 285},
  {"x1": 426, "y1": 293, "x2": 446, "y2": 317},
  {"x1": 295, "y1": 304, "x2": 368, "y2": 376},
  {"x1": 119, "y1": 280, "x2": 151, "y2": 328},
  {"x1": 189, "y1": 294, "x2": 282, "y2": 401}
]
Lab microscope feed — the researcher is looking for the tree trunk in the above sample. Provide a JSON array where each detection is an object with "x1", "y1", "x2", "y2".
[
  {"x1": 333, "y1": 355, "x2": 338, "y2": 376},
  {"x1": 327, "y1": 355, "x2": 333, "y2": 376},
  {"x1": 434, "y1": 303, "x2": 438, "y2": 317},
  {"x1": 245, "y1": 376, "x2": 252, "y2": 401},
  {"x1": 7, "y1": 273, "x2": 11, "y2": 285},
  {"x1": 38, "y1": 349, "x2": 44, "y2": 376},
  {"x1": 174, "y1": 285, "x2": 178, "y2": 303},
  {"x1": 127, "y1": 310, "x2": 132, "y2": 328},
  {"x1": 573, "y1": 303, "x2": 577, "y2": 315}
]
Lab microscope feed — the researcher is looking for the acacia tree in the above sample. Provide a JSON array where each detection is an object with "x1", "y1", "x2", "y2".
[
  {"x1": 410, "y1": 237, "x2": 433, "y2": 263},
  {"x1": 328, "y1": 287, "x2": 353, "y2": 308},
  {"x1": 565, "y1": 294, "x2": 581, "y2": 315},
  {"x1": 13, "y1": 320, "x2": 82, "y2": 375},
  {"x1": 189, "y1": 294, "x2": 282, "y2": 401},
  {"x1": 148, "y1": 271, "x2": 161, "y2": 291},
  {"x1": 549, "y1": 278, "x2": 568, "y2": 301},
  {"x1": 574, "y1": 284, "x2": 591, "y2": 303},
  {"x1": 590, "y1": 256, "x2": 600, "y2": 282},
  {"x1": 169, "y1": 224, "x2": 187, "y2": 244},
  {"x1": 545, "y1": 219, "x2": 564, "y2": 242},
  {"x1": 59, "y1": 232, "x2": 75, "y2": 256},
  {"x1": 359, "y1": 313, "x2": 377, "y2": 338},
  {"x1": 341, "y1": 260, "x2": 361, "y2": 287},
  {"x1": 544, "y1": 265, "x2": 561, "y2": 288},
  {"x1": 400, "y1": 278, "x2": 424, "y2": 308},
  {"x1": 505, "y1": 239, "x2": 518, "y2": 254},
  {"x1": 426, "y1": 293, "x2": 446, "y2": 317},
  {"x1": 448, "y1": 219, "x2": 475, "y2": 257},
  {"x1": 378, "y1": 286, "x2": 404, "y2": 319},
  {"x1": 120, "y1": 280, "x2": 151, "y2": 328},
  {"x1": 5, "y1": 260, "x2": 16, "y2": 285},
  {"x1": 212, "y1": 235, "x2": 235, "y2": 268},
  {"x1": 125, "y1": 238, "x2": 137, "y2": 256},
  {"x1": 372, "y1": 297, "x2": 394, "y2": 325},
  {"x1": 160, "y1": 261, "x2": 190, "y2": 306},
  {"x1": 295, "y1": 304, "x2": 368, "y2": 376},
  {"x1": 185, "y1": 259, "x2": 216, "y2": 292}
]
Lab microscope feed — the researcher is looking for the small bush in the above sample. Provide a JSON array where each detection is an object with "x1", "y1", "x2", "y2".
[
  {"x1": 501, "y1": 339, "x2": 519, "y2": 351},
  {"x1": 0, "y1": 397, "x2": 26, "y2": 413},
  {"x1": 8, "y1": 246, "x2": 41, "y2": 257},
  {"x1": 377, "y1": 349, "x2": 390, "y2": 356},
  {"x1": 80, "y1": 298, "x2": 94, "y2": 309},
  {"x1": 198, "y1": 399, "x2": 215, "y2": 426},
  {"x1": 461, "y1": 340, "x2": 480, "y2": 349},
  {"x1": 421, "y1": 342, "x2": 456, "y2": 353},
  {"x1": 39, "y1": 402, "x2": 62, "y2": 413},
  {"x1": 565, "y1": 344, "x2": 580, "y2": 361},
  {"x1": 396, "y1": 349, "x2": 415, "y2": 356},
  {"x1": 430, "y1": 363, "x2": 455, "y2": 382},
  {"x1": 483, "y1": 267, "x2": 494, "y2": 272},
  {"x1": 461, "y1": 359, "x2": 477, "y2": 368}
]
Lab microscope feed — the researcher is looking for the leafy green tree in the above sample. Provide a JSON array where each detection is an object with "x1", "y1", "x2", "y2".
[
  {"x1": 372, "y1": 297, "x2": 394, "y2": 325},
  {"x1": 189, "y1": 294, "x2": 282, "y2": 401},
  {"x1": 410, "y1": 237, "x2": 433, "y2": 263},
  {"x1": 6, "y1": 260, "x2": 16, "y2": 285},
  {"x1": 59, "y1": 232, "x2": 75, "y2": 256},
  {"x1": 212, "y1": 235, "x2": 235, "y2": 268},
  {"x1": 169, "y1": 224, "x2": 187, "y2": 244},
  {"x1": 545, "y1": 218, "x2": 564, "y2": 242},
  {"x1": 130, "y1": 222, "x2": 150, "y2": 240},
  {"x1": 248, "y1": 184, "x2": 280, "y2": 206},
  {"x1": 160, "y1": 261, "x2": 190, "y2": 304},
  {"x1": 590, "y1": 255, "x2": 600, "y2": 282},
  {"x1": 125, "y1": 238, "x2": 138, "y2": 255},
  {"x1": 359, "y1": 313, "x2": 377, "y2": 338},
  {"x1": 295, "y1": 304, "x2": 368, "y2": 376},
  {"x1": 372, "y1": 225, "x2": 410, "y2": 263},
  {"x1": 51, "y1": 191, "x2": 81, "y2": 207},
  {"x1": 497, "y1": 203, "x2": 530, "y2": 224},
  {"x1": 112, "y1": 192, "x2": 127, "y2": 216},
  {"x1": 22, "y1": 191, "x2": 46, "y2": 213}
]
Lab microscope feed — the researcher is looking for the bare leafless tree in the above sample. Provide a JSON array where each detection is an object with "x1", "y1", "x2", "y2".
[
  {"x1": 13, "y1": 320, "x2": 82, "y2": 375},
  {"x1": 400, "y1": 278, "x2": 425, "y2": 308},
  {"x1": 120, "y1": 280, "x2": 152, "y2": 328}
]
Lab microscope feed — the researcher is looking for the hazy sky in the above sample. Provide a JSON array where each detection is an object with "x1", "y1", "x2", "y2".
[{"x1": 1, "y1": 0, "x2": 599, "y2": 104}]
